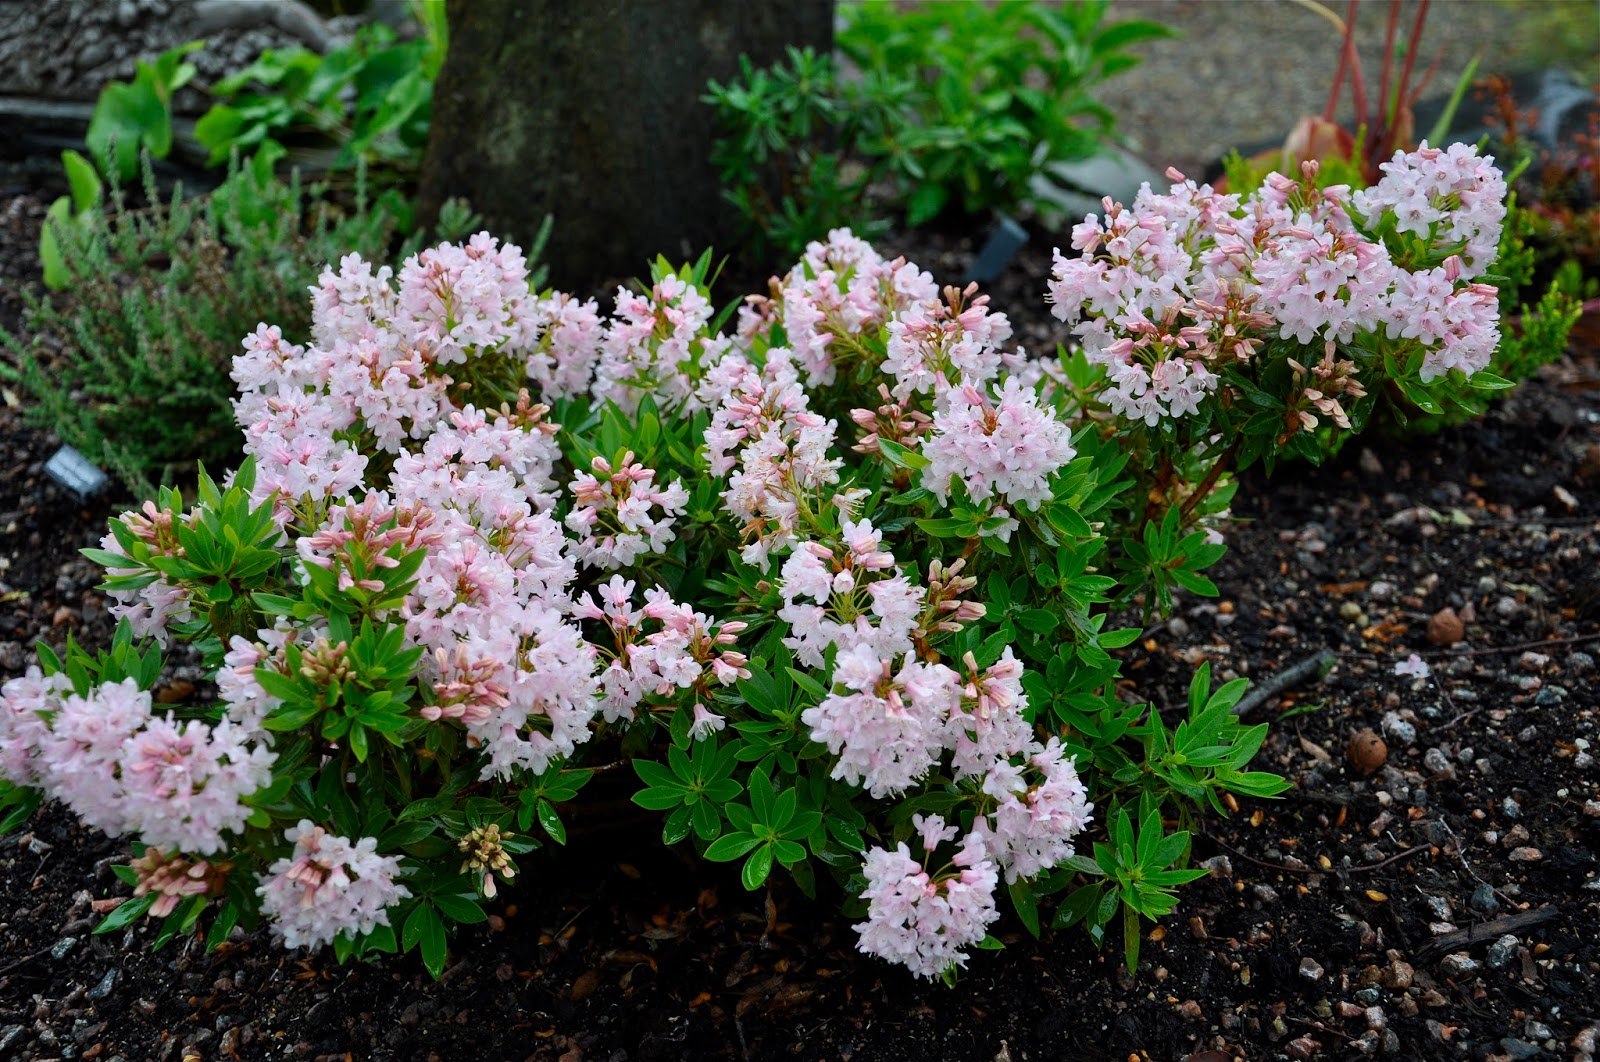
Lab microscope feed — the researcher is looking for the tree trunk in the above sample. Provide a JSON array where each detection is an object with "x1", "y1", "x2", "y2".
[{"x1": 417, "y1": 0, "x2": 833, "y2": 294}]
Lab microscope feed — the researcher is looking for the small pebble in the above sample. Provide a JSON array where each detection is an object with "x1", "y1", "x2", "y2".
[
  {"x1": 1509, "y1": 847, "x2": 1543, "y2": 863},
  {"x1": 1380, "y1": 712, "x2": 1416, "y2": 746},
  {"x1": 51, "y1": 936, "x2": 79, "y2": 960},
  {"x1": 1422, "y1": 747, "x2": 1453, "y2": 776},
  {"x1": 88, "y1": 970, "x2": 117, "y2": 1001},
  {"x1": 1299, "y1": 956, "x2": 1325, "y2": 982},
  {"x1": 1487, "y1": 935, "x2": 1520, "y2": 969},
  {"x1": 1439, "y1": 952, "x2": 1479, "y2": 978}
]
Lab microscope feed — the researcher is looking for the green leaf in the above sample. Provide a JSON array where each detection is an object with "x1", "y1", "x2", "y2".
[
  {"x1": 61, "y1": 150, "x2": 102, "y2": 213},
  {"x1": 741, "y1": 844, "x2": 775, "y2": 890},
  {"x1": 1009, "y1": 879, "x2": 1040, "y2": 937},
  {"x1": 703, "y1": 833, "x2": 761, "y2": 862},
  {"x1": 433, "y1": 893, "x2": 486, "y2": 925},
  {"x1": 95, "y1": 893, "x2": 155, "y2": 934},
  {"x1": 536, "y1": 798, "x2": 566, "y2": 844}
]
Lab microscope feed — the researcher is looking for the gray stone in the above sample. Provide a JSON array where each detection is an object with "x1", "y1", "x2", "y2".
[
  {"x1": 1439, "y1": 952, "x2": 1479, "y2": 978},
  {"x1": 1499, "y1": 1039, "x2": 1542, "y2": 1060},
  {"x1": 1487, "y1": 935, "x2": 1519, "y2": 969},
  {"x1": 89, "y1": 969, "x2": 118, "y2": 1001},
  {"x1": 1299, "y1": 956, "x2": 1325, "y2": 982},
  {"x1": 1423, "y1": 747, "x2": 1453, "y2": 776},
  {"x1": 1381, "y1": 712, "x2": 1416, "y2": 745},
  {"x1": 51, "y1": 935, "x2": 79, "y2": 960}
]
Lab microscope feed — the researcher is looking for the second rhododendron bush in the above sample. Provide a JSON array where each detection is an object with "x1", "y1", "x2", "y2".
[{"x1": 0, "y1": 144, "x2": 1511, "y2": 980}]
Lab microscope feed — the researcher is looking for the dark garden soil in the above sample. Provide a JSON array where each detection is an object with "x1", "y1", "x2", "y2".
[{"x1": 1, "y1": 188, "x2": 1598, "y2": 1062}]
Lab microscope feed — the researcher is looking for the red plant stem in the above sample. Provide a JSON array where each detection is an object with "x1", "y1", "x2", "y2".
[
  {"x1": 1391, "y1": 0, "x2": 1430, "y2": 144},
  {"x1": 1378, "y1": 0, "x2": 1401, "y2": 137},
  {"x1": 1323, "y1": 10, "x2": 1353, "y2": 122},
  {"x1": 1342, "y1": 0, "x2": 1370, "y2": 152}
]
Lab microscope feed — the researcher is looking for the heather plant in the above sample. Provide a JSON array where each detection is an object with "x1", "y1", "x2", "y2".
[
  {"x1": 0, "y1": 154, "x2": 507, "y2": 499},
  {"x1": 0, "y1": 144, "x2": 1510, "y2": 981}
]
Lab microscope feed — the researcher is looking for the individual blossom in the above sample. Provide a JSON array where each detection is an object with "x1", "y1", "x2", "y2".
[
  {"x1": 921, "y1": 377, "x2": 1077, "y2": 512},
  {"x1": 1393, "y1": 654, "x2": 1431, "y2": 680},
  {"x1": 257, "y1": 821, "x2": 410, "y2": 949},
  {"x1": 854, "y1": 818, "x2": 999, "y2": 978},
  {"x1": 801, "y1": 644, "x2": 960, "y2": 798},
  {"x1": 565, "y1": 452, "x2": 689, "y2": 570}
]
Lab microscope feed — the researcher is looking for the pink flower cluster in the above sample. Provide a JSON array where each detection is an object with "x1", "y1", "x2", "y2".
[
  {"x1": 767, "y1": 229, "x2": 939, "y2": 387},
  {"x1": 922, "y1": 377, "x2": 1078, "y2": 523},
  {"x1": 803, "y1": 645, "x2": 962, "y2": 797},
  {"x1": 257, "y1": 821, "x2": 410, "y2": 948},
  {"x1": 778, "y1": 519, "x2": 923, "y2": 668},
  {"x1": 798, "y1": 635, "x2": 1092, "y2": 970},
  {"x1": 574, "y1": 576, "x2": 750, "y2": 735},
  {"x1": 1047, "y1": 145, "x2": 1506, "y2": 420},
  {"x1": 95, "y1": 501, "x2": 195, "y2": 645},
  {"x1": 854, "y1": 814, "x2": 999, "y2": 978},
  {"x1": 0, "y1": 674, "x2": 273, "y2": 855},
  {"x1": 707, "y1": 355, "x2": 848, "y2": 567},
  {"x1": 592, "y1": 273, "x2": 727, "y2": 413},
  {"x1": 565, "y1": 452, "x2": 689, "y2": 570},
  {"x1": 882, "y1": 282, "x2": 1012, "y2": 401}
]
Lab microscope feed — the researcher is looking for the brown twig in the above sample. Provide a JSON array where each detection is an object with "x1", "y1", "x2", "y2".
[
  {"x1": 1421, "y1": 632, "x2": 1600, "y2": 658},
  {"x1": 1419, "y1": 906, "x2": 1560, "y2": 957},
  {"x1": 1234, "y1": 649, "x2": 1336, "y2": 719},
  {"x1": 1177, "y1": 441, "x2": 1240, "y2": 526},
  {"x1": 1207, "y1": 836, "x2": 1429, "y2": 876}
]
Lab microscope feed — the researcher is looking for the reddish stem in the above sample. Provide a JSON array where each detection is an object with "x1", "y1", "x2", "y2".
[
  {"x1": 1342, "y1": 0, "x2": 1370, "y2": 155},
  {"x1": 1323, "y1": 9, "x2": 1353, "y2": 122},
  {"x1": 1391, "y1": 0, "x2": 1430, "y2": 137},
  {"x1": 1378, "y1": 0, "x2": 1401, "y2": 139}
]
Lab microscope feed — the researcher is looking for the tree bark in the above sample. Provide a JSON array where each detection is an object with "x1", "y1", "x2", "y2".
[{"x1": 417, "y1": 0, "x2": 833, "y2": 294}]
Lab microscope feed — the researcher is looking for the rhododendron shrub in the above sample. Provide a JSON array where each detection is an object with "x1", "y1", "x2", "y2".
[
  {"x1": 0, "y1": 145, "x2": 1507, "y2": 980},
  {"x1": 1047, "y1": 144, "x2": 1513, "y2": 613}
]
